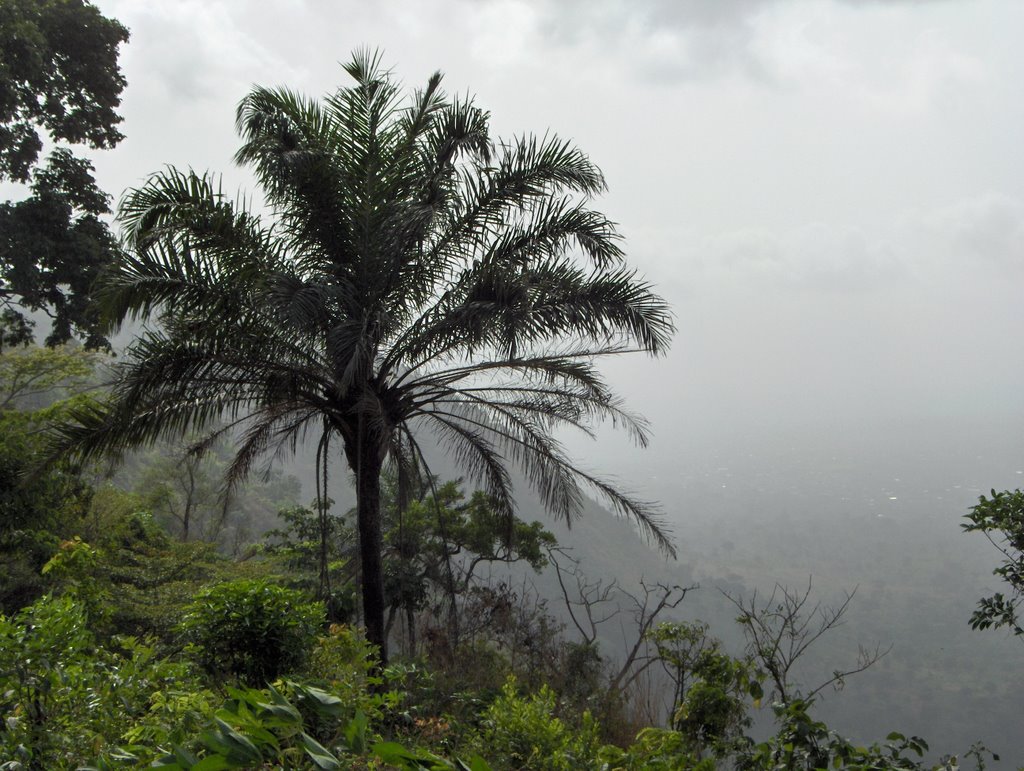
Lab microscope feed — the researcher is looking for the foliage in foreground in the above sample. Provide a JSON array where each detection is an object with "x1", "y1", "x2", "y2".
[
  {"x1": 0, "y1": 587, "x2": 997, "y2": 771},
  {"x1": 0, "y1": 595, "x2": 211, "y2": 770},
  {"x1": 89, "y1": 680, "x2": 491, "y2": 771},
  {"x1": 964, "y1": 488, "x2": 1024, "y2": 638}
]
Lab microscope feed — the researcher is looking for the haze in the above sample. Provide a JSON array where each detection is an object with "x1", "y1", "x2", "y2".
[
  {"x1": 73, "y1": 0, "x2": 1024, "y2": 755},
  {"x1": 88, "y1": 0, "x2": 1024, "y2": 452}
]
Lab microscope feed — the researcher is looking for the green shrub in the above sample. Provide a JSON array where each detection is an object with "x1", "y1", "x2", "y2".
[
  {"x1": 0, "y1": 594, "x2": 205, "y2": 769},
  {"x1": 179, "y1": 578, "x2": 324, "y2": 685},
  {"x1": 83, "y1": 497, "x2": 275, "y2": 646},
  {"x1": 298, "y1": 622, "x2": 395, "y2": 741},
  {"x1": 93, "y1": 679, "x2": 492, "y2": 770},
  {"x1": 471, "y1": 676, "x2": 601, "y2": 771},
  {"x1": 598, "y1": 728, "x2": 710, "y2": 771}
]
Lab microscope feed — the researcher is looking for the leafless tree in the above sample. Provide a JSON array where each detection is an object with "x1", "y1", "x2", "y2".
[
  {"x1": 548, "y1": 547, "x2": 696, "y2": 698},
  {"x1": 723, "y1": 577, "x2": 890, "y2": 705}
]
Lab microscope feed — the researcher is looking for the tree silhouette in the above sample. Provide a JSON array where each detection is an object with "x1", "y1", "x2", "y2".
[{"x1": 59, "y1": 51, "x2": 675, "y2": 663}]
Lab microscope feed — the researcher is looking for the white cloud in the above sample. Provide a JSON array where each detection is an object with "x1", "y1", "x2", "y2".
[
  {"x1": 466, "y1": 1, "x2": 541, "y2": 65},
  {"x1": 113, "y1": 1, "x2": 302, "y2": 101}
]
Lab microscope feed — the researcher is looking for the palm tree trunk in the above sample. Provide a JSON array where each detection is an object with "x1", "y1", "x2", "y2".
[
  {"x1": 318, "y1": 503, "x2": 331, "y2": 600},
  {"x1": 355, "y1": 442, "x2": 388, "y2": 665}
]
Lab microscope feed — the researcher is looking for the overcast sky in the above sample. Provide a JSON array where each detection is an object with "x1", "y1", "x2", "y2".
[{"x1": 88, "y1": 0, "x2": 1024, "y2": 484}]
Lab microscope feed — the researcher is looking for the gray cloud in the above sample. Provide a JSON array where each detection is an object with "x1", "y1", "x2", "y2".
[
  {"x1": 701, "y1": 225, "x2": 905, "y2": 292},
  {"x1": 532, "y1": 0, "x2": 776, "y2": 81},
  {"x1": 498, "y1": 0, "x2": 991, "y2": 92},
  {"x1": 836, "y1": 0, "x2": 955, "y2": 4},
  {"x1": 113, "y1": 1, "x2": 302, "y2": 101},
  {"x1": 920, "y1": 194, "x2": 1024, "y2": 270},
  {"x1": 77, "y1": 0, "x2": 1024, "y2": 461},
  {"x1": 678, "y1": 194, "x2": 1024, "y2": 297},
  {"x1": 536, "y1": 0, "x2": 773, "y2": 40}
]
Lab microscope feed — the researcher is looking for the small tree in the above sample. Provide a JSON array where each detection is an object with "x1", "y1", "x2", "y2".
[
  {"x1": 381, "y1": 478, "x2": 557, "y2": 652},
  {"x1": 647, "y1": 621, "x2": 761, "y2": 759},
  {"x1": 263, "y1": 477, "x2": 558, "y2": 652},
  {"x1": 549, "y1": 547, "x2": 694, "y2": 700},
  {"x1": 674, "y1": 646, "x2": 759, "y2": 760},
  {"x1": 724, "y1": 578, "x2": 888, "y2": 706},
  {"x1": 648, "y1": 620, "x2": 714, "y2": 727},
  {"x1": 262, "y1": 501, "x2": 362, "y2": 624},
  {"x1": 129, "y1": 436, "x2": 301, "y2": 547}
]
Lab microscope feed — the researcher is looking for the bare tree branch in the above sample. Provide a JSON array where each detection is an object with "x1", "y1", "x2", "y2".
[{"x1": 723, "y1": 577, "x2": 887, "y2": 705}]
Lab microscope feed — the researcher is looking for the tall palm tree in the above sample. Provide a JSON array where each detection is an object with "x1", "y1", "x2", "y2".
[{"x1": 59, "y1": 51, "x2": 675, "y2": 663}]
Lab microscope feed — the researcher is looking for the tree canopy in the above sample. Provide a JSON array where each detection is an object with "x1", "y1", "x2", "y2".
[
  {"x1": 0, "y1": 0, "x2": 128, "y2": 349},
  {"x1": 0, "y1": 0, "x2": 128, "y2": 182}
]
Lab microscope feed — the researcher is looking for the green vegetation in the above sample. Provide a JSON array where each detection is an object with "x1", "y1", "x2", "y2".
[
  {"x1": 0, "y1": 3, "x2": 1015, "y2": 767},
  {"x1": 1, "y1": 346, "x2": 102, "y2": 611},
  {"x1": 179, "y1": 580, "x2": 325, "y2": 685},
  {"x1": 963, "y1": 489, "x2": 1024, "y2": 639},
  {"x1": 0, "y1": 581, "x2": 994, "y2": 770},
  {"x1": 0, "y1": 338, "x2": 997, "y2": 769}
]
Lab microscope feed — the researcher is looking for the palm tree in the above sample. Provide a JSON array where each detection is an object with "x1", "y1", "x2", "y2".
[{"x1": 59, "y1": 51, "x2": 675, "y2": 664}]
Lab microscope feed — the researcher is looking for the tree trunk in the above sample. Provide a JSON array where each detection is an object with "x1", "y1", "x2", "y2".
[
  {"x1": 385, "y1": 604, "x2": 399, "y2": 638},
  {"x1": 355, "y1": 442, "x2": 388, "y2": 665},
  {"x1": 181, "y1": 459, "x2": 196, "y2": 541},
  {"x1": 406, "y1": 605, "x2": 417, "y2": 656},
  {"x1": 318, "y1": 502, "x2": 331, "y2": 601}
]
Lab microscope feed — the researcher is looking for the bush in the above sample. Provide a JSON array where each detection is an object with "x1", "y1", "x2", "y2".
[
  {"x1": 179, "y1": 578, "x2": 324, "y2": 685},
  {"x1": 0, "y1": 594, "x2": 205, "y2": 769},
  {"x1": 94, "y1": 679, "x2": 493, "y2": 770},
  {"x1": 598, "y1": 728, "x2": 710, "y2": 771},
  {"x1": 299, "y1": 623, "x2": 391, "y2": 739},
  {"x1": 471, "y1": 676, "x2": 602, "y2": 771}
]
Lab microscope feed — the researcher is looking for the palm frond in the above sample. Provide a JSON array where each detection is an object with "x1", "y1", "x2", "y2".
[
  {"x1": 412, "y1": 399, "x2": 674, "y2": 556},
  {"x1": 223, "y1": 404, "x2": 321, "y2": 489},
  {"x1": 418, "y1": 408, "x2": 515, "y2": 519},
  {"x1": 58, "y1": 55, "x2": 677, "y2": 645},
  {"x1": 575, "y1": 471, "x2": 676, "y2": 558}
]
